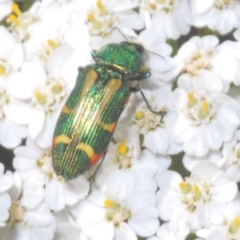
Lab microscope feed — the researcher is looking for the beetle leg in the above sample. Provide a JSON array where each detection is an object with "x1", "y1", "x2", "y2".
[
  {"x1": 111, "y1": 137, "x2": 116, "y2": 144},
  {"x1": 130, "y1": 71, "x2": 151, "y2": 81},
  {"x1": 130, "y1": 86, "x2": 140, "y2": 92},
  {"x1": 87, "y1": 151, "x2": 107, "y2": 196}
]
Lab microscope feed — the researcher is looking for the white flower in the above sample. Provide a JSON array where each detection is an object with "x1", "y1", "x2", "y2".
[
  {"x1": 0, "y1": 25, "x2": 24, "y2": 81},
  {"x1": 0, "y1": 171, "x2": 56, "y2": 240},
  {"x1": 3, "y1": 0, "x2": 240, "y2": 238},
  {"x1": 74, "y1": 170, "x2": 159, "y2": 240},
  {"x1": 140, "y1": 0, "x2": 191, "y2": 40},
  {"x1": 0, "y1": 26, "x2": 28, "y2": 148},
  {"x1": 183, "y1": 150, "x2": 223, "y2": 172},
  {"x1": 7, "y1": 1, "x2": 70, "y2": 44},
  {"x1": 216, "y1": 40, "x2": 240, "y2": 86},
  {"x1": 147, "y1": 220, "x2": 190, "y2": 240},
  {"x1": 0, "y1": 79, "x2": 28, "y2": 148},
  {"x1": 222, "y1": 130, "x2": 240, "y2": 182},
  {"x1": 131, "y1": 84, "x2": 182, "y2": 155},
  {"x1": 45, "y1": 175, "x2": 89, "y2": 211},
  {"x1": 0, "y1": 203, "x2": 55, "y2": 240},
  {"x1": 157, "y1": 162, "x2": 238, "y2": 230},
  {"x1": 196, "y1": 193, "x2": 240, "y2": 240},
  {"x1": 133, "y1": 28, "x2": 174, "y2": 85},
  {"x1": 8, "y1": 50, "x2": 73, "y2": 148},
  {"x1": 7, "y1": 172, "x2": 43, "y2": 209},
  {"x1": 23, "y1": 3, "x2": 73, "y2": 59},
  {"x1": 0, "y1": 163, "x2": 13, "y2": 227},
  {"x1": 92, "y1": 124, "x2": 163, "y2": 192},
  {"x1": 21, "y1": 177, "x2": 45, "y2": 210},
  {"x1": 13, "y1": 138, "x2": 52, "y2": 183},
  {"x1": 13, "y1": 138, "x2": 89, "y2": 211},
  {"x1": 7, "y1": 2, "x2": 40, "y2": 41},
  {"x1": 86, "y1": 0, "x2": 144, "y2": 49},
  {"x1": 0, "y1": 192, "x2": 11, "y2": 227},
  {"x1": 190, "y1": 0, "x2": 240, "y2": 35},
  {"x1": 101, "y1": 124, "x2": 155, "y2": 174},
  {"x1": 167, "y1": 35, "x2": 239, "y2": 93},
  {"x1": 94, "y1": 147, "x2": 160, "y2": 193},
  {"x1": 64, "y1": 16, "x2": 91, "y2": 70},
  {"x1": 53, "y1": 208, "x2": 80, "y2": 240},
  {"x1": 171, "y1": 88, "x2": 240, "y2": 157},
  {"x1": 0, "y1": 0, "x2": 12, "y2": 21},
  {"x1": 0, "y1": 163, "x2": 13, "y2": 189}
]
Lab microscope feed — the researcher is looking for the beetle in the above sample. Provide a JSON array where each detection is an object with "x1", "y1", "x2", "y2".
[{"x1": 52, "y1": 42, "x2": 164, "y2": 189}]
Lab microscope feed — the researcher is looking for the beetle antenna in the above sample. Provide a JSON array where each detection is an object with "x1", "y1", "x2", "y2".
[
  {"x1": 146, "y1": 49, "x2": 165, "y2": 60},
  {"x1": 111, "y1": 28, "x2": 165, "y2": 60},
  {"x1": 139, "y1": 89, "x2": 166, "y2": 120},
  {"x1": 111, "y1": 27, "x2": 128, "y2": 41}
]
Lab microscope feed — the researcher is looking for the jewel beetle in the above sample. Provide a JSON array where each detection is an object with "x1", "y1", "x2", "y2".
[{"x1": 52, "y1": 42, "x2": 163, "y2": 186}]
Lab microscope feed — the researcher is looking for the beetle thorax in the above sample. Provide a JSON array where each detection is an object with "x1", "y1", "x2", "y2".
[{"x1": 91, "y1": 43, "x2": 144, "y2": 75}]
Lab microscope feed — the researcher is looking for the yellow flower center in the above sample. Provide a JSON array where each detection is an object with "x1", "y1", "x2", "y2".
[
  {"x1": 8, "y1": 3, "x2": 22, "y2": 26},
  {"x1": 87, "y1": 12, "x2": 103, "y2": 31},
  {"x1": 47, "y1": 39, "x2": 59, "y2": 50},
  {"x1": 8, "y1": 14, "x2": 22, "y2": 26},
  {"x1": 135, "y1": 111, "x2": 144, "y2": 120},
  {"x1": 12, "y1": 3, "x2": 22, "y2": 16},
  {"x1": 198, "y1": 101, "x2": 209, "y2": 119},
  {"x1": 96, "y1": 0, "x2": 105, "y2": 13},
  {"x1": 229, "y1": 217, "x2": 240, "y2": 235},
  {"x1": 51, "y1": 82, "x2": 63, "y2": 94},
  {"x1": 104, "y1": 198, "x2": 130, "y2": 224},
  {"x1": 187, "y1": 92, "x2": 197, "y2": 108},
  {"x1": 104, "y1": 199, "x2": 115, "y2": 208},
  {"x1": 8, "y1": 202, "x2": 26, "y2": 224},
  {"x1": 117, "y1": 143, "x2": 128, "y2": 155},
  {"x1": 215, "y1": 0, "x2": 231, "y2": 9},
  {"x1": 87, "y1": 12, "x2": 96, "y2": 22},
  {"x1": 0, "y1": 65, "x2": 5, "y2": 75},
  {"x1": 179, "y1": 181, "x2": 192, "y2": 194},
  {"x1": 236, "y1": 149, "x2": 240, "y2": 159},
  {"x1": 193, "y1": 184, "x2": 201, "y2": 201},
  {"x1": 34, "y1": 91, "x2": 47, "y2": 105}
]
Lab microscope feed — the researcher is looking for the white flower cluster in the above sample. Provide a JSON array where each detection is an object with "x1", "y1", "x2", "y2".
[{"x1": 0, "y1": 0, "x2": 240, "y2": 240}]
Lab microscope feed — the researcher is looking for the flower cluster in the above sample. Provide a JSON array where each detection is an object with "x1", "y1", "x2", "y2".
[{"x1": 1, "y1": 0, "x2": 240, "y2": 240}]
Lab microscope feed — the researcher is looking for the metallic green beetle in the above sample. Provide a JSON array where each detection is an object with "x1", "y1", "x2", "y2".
[{"x1": 52, "y1": 42, "x2": 160, "y2": 181}]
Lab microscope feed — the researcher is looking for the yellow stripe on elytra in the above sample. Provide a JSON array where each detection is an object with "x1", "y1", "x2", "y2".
[
  {"x1": 76, "y1": 142, "x2": 96, "y2": 159},
  {"x1": 54, "y1": 134, "x2": 71, "y2": 144},
  {"x1": 99, "y1": 122, "x2": 116, "y2": 132},
  {"x1": 61, "y1": 105, "x2": 73, "y2": 114},
  {"x1": 73, "y1": 77, "x2": 122, "y2": 135},
  {"x1": 61, "y1": 69, "x2": 98, "y2": 115},
  {"x1": 97, "y1": 78, "x2": 122, "y2": 114},
  {"x1": 68, "y1": 69, "x2": 99, "y2": 135},
  {"x1": 94, "y1": 78, "x2": 121, "y2": 132},
  {"x1": 79, "y1": 69, "x2": 98, "y2": 101}
]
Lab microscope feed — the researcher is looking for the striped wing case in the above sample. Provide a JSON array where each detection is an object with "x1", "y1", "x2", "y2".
[{"x1": 52, "y1": 64, "x2": 131, "y2": 180}]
